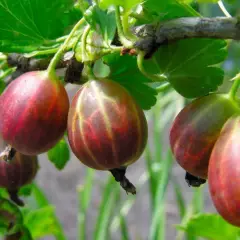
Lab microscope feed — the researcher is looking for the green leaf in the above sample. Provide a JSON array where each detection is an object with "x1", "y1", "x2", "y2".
[
  {"x1": 0, "y1": 197, "x2": 23, "y2": 235},
  {"x1": 177, "y1": 213, "x2": 239, "y2": 240},
  {"x1": 19, "y1": 226, "x2": 33, "y2": 240},
  {"x1": 24, "y1": 206, "x2": 59, "y2": 239},
  {"x1": 47, "y1": 138, "x2": 70, "y2": 170},
  {"x1": 143, "y1": 0, "x2": 200, "y2": 20},
  {"x1": 103, "y1": 53, "x2": 157, "y2": 110},
  {"x1": 196, "y1": 0, "x2": 218, "y2": 2},
  {"x1": 0, "y1": 79, "x2": 5, "y2": 93},
  {"x1": 84, "y1": 6, "x2": 116, "y2": 46},
  {"x1": 99, "y1": 0, "x2": 143, "y2": 11},
  {"x1": 0, "y1": 0, "x2": 81, "y2": 52},
  {"x1": 142, "y1": 0, "x2": 227, "y2": 98},
  {"x1": 224, "y1": 0, "x2": 237, "y2": 3},
  {"x1": 31, "y1": 183, "x2": 67, "y2": 240},
  {"x1": 18, "y1": 184, "x2": 33, "y2": 197}
]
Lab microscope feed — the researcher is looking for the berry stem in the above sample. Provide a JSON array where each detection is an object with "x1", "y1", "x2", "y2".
[
  {"x1": 47, "y1": 17, "x2": 86, "y2": 78},
  {"x1": 229, "y1": 72, "x2": 240, "y2": 102},
  {"x1": 155, "y1": 82, "x2": 171, "y2": 93},
  {"x1": 137, "y1": 51, "x2": 167, "y2": 82},
  {"x1": 115, "y1": 6, "x2": 134, "y2": 48},
  {"x1": 122, "y1": 11, "x2": 137, "y2": 41}
]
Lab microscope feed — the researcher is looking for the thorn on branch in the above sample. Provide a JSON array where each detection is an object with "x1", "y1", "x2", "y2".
[{"x1": 109, "y1": 166, "x2": 137, "y2": 195}]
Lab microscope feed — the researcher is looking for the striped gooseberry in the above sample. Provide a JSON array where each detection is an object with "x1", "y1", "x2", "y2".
[
  {"x1": 67, "y1": 79, "x2": 148, "y2": 170},
  {"x1": 0, "y1": 71, "x2": 69, "y2": 155},
  {"x1": 170, "y1": 94, "x2": 239, "y2": 179}
]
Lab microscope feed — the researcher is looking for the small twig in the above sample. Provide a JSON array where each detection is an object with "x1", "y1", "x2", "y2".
[
  {"x1": 133, "y1": 17, "x2": 240, "y2": 58},
  {"x1": 109, "y1": 166, "x2": 136, "y2": 195},
  {"x1": 5, "y1": 52, "x2": 84, "y2": 85}
]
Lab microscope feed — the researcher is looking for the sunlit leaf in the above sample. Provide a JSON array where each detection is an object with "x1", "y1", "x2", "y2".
[
  {"x1": 0, "y1": 0, "x2": 81, "y2": 52},
  {"x1": 24, "y1": 206, "x2": 59, "y2": 239},
  {"x1": 47, "y1": 138, "x2": 70, "y2": 170},
  {"x1": 177, "y1": 213, "x2": 239, "y2": 240},
  {"x1": 99, "y1": 0, "x2": 143, "y2": 11},
  {"x1": 103, "y1": 53, "x2": 157, "y2": 110}
]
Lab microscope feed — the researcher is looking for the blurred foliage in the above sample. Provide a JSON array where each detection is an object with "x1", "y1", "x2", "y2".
[{"x1": 1, "y1": 0, "x2": 240, "y2": 239}]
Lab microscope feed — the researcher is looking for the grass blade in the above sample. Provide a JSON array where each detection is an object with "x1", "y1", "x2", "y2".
[
  {"x1": 172, "y1": 178, "x2": 186, "y2": 219},
  {"x1": 144, "y1": 144, "x2": 156, "y2": 209},
  {"x1": 176, "y1": 186, "x2": 205, "y2": 240},
  {"x1": 120, "y1": 213, "x2": 130, "y2": 240},
  {"x1": 94, "y1": 176, "x2": 120, "y2": 240},
  {"x1": 192, "y1": 187, "x2": 204, "y2": 213},
  {"x1": 149, "y1": 149, "x2": 173, "y2": 240},
  {"x1": 110, "y1": 172, "x2": 148, "y2": 233},
  {"x1": 77, "y1": 168, "x2": 95, "y2": 240}
]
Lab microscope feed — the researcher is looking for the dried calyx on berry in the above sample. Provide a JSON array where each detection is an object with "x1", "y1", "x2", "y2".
[
  {"x1": 109, "y1": 167, "x2": 136, "y2": 195},
  {"x1": 185, "y1": 172, "x2": 206, "y2": 187},
  {"x1": 0, "y1": 142, "x2": 39, "y2": 206}
]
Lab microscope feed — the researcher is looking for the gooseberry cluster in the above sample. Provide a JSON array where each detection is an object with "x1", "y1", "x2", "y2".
[
  {"x1": 170, "y1": 93, "x2": 240, "y2": 227},
  {"x1": 0, "y1": 70, "x2": 148, "y2": 196}
]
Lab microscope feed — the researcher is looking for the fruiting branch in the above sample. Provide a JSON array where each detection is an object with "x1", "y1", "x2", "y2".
[
  {"x1": 6, "y1": 53, "x2": 84, "y2": 85},
  {"x1": 133, "y1": 17, "x2": 240, "y2": 58}
]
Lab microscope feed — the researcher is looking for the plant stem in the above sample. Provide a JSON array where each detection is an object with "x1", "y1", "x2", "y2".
[
  {"x1": 218, "y1": 0, "x2": 232, "y2": 17},
  {"x1": 229, "y1": 72, "x2": 240, "y2": 101},
  {"x1": 24, "y1": 48, "x2": 59, "y2": 58},
  {"x1": 122, "y1": 11, "x2": 137, "y2": 41},
  {"x1": 137, "y1": 51, "x2": 167, "y2": 82},
  {"x1": 47, "y1": 18, "x2": 86, "y2": 77},
  {"x1": 155, "y1": 82, "x2": 171, "y2": 93},
  {"x1": 115, "y1": 6, "x2": 133, "y2": 48},
  {"x1": 0, "y1": 68, "x2": 16, "y2": 80},
  {"x1": 85, "y1": 63, "x2": 95, "y2": 79},
  {"x1": 81, "y1": 24, "x2": 96, "y2": 80}
]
